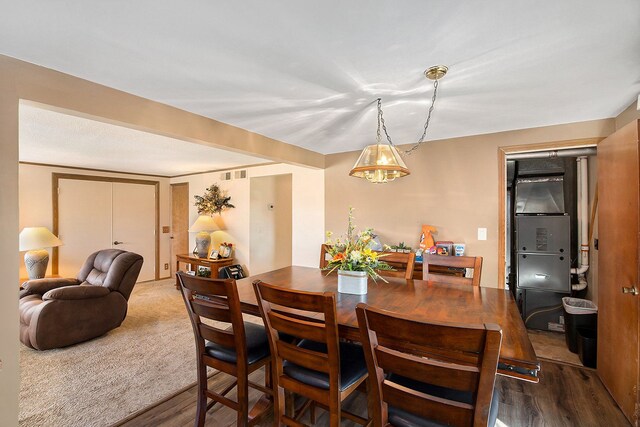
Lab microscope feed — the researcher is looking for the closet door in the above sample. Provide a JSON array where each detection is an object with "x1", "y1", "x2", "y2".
[
  {"x1": 58, "y1": 179, "x2": 113, "y2": 277},
  {"x1": 112, "y1": 183, "x2": 156, "y2": 281}
]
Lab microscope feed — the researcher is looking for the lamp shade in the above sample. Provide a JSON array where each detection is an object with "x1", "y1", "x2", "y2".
[
  {"x1": 19, "y1": 227, "x2": 63, "y2": 251},
  {"x1": 349, "y1": 144, "x2": 410, "y2": 183},
  {"x1": 188, "y1": 215, "x2": 220, "y2": 233}
]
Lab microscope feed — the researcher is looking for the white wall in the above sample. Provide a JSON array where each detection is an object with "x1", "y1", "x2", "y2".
[
  {"x1": 18, "y1": 164, "x2": 172, "y2": 279},
  {"x1": 171, "y1": 163, "x2": 324, "y2": 275},
  {"x1": 250, "y1": 174, "x2": 293, "y2": 275}
]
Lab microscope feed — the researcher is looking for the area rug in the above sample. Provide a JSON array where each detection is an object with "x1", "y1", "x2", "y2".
[{"x1": 19, "y1": 279, "x2": 200, "y2": 427}]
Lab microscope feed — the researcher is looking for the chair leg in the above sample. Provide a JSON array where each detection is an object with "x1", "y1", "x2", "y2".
[
  {"x1": 274, "y1": 386, "x2": 286, "y2": 427},
  {"x1": 195, "y1": 365, "x2": 208, "y2": 427},
  {"x1": 237, "y1": 373, "x2": 249, "y2": 427}
]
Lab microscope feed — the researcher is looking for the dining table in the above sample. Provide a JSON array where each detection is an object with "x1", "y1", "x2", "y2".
[{"x1": 234, "y1": 265, "x2": 540, "y2": 383}]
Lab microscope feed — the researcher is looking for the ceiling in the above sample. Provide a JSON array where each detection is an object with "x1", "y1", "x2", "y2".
[
  {"x1": 2, "y1": 1, "x2": 639, "y2": 157},
  {"x1": 19, "y1": 103, "x2": 269, "y2": 176}
]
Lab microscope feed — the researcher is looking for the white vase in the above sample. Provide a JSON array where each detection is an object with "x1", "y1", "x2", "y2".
[{"x1": 337, "y1": 270, "x2": 368, "y2": 295}]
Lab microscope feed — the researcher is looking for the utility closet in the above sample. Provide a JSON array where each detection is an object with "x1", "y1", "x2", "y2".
[{"x1": 506, "y1": 147, "x2": 596, "y2": 331}]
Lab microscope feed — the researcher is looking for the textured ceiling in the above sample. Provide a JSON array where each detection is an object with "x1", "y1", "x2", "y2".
[
  {"x1": 3, "y1": 1, "x2": 640, "y2": 156},
  {"x1": 19, "y1": 104, "x2": 269, "y2": 176}
]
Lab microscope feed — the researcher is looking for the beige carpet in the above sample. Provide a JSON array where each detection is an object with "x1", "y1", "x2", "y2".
[{"x1": 19, "y1": 279, "x2": 200, "y2": 427}]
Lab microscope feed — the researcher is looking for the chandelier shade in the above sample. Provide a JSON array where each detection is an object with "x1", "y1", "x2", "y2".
[{"x1": 349, "y1": 144, "x2": 409, "y2": 183}]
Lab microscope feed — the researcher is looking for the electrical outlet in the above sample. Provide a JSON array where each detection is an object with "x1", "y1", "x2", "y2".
[{"x1": 164, "y1": 263, "x2": 169, "y2": 270}]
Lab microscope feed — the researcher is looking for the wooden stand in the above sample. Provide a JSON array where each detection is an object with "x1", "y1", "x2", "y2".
[{"x1": 175, "y1": 254, "x2": 235, "y2": 289}]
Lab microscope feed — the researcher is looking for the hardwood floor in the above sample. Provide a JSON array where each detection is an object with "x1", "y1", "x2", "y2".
[{"x1": 117, "y1": 361, "x2": 629, "y2": 427}]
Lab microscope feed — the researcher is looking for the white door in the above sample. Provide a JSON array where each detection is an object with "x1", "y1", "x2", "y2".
[
  {"x1": 58, "y1": 180, "x2": 112, "y2": 277},
  {"x1": 112, "y1": 183, "x2": 156, "y2": 281},
  {"x1": 58, "y1": 179, "x2": 156, "y2": 281}
]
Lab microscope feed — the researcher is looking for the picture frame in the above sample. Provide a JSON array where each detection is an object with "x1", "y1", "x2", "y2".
[
  {"x1": 209, "y1": 250, "x2": 219, "y2": 260},
  {"x1": 197, "y1": 266, "x2": 211, "y2": 278}
]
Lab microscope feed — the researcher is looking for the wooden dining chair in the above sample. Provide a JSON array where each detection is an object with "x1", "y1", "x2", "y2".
[
  {"x1": 377, "y1": 251, "x2": 416, "y2": 280},
  {"x1": 177, "y1": 272, "x2": 272, "y2": 427},
  {"x1": 422, "y1": 254, "x2": 483, "y2": 286},
  {"x1": 356, "y1": 303, "x2": 502, "y2": 427},
  {"x1": 319, "y1": 243, "x2": 332, "y2": 269},
  {"x1": 253, "y1": 280, "x2": 369, "y2": 427}
]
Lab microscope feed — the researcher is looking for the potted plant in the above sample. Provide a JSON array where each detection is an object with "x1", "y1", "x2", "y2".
[{"x1": 323, "y1": 208, "x2": 393, "y2": 294}]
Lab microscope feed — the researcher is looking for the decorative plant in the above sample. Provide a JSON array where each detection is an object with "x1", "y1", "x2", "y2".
[
  {"x1": 194, "y1": 184, "x2": 235, "y2": 215},
  {"x1": 323, "y1": 208, "x2": 393, "y2": 281}
]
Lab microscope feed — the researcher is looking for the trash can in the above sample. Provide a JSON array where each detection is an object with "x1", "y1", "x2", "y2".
[
  {"x1": 562, "y1": 297, "x2": 598, "y2": 353},
  {"x1": 577, "y1": 327, "x2": 597, "y2": 368}
]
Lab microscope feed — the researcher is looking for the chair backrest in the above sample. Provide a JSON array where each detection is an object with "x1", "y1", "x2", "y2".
[
  {"x1": 377, "y1": 251, "x2": 416, "y2": 280},
  {"x1": 319, "y1": 243, "x2": 332, "y2": 269},
  {"x1": 177, "y1": 272, "x2": 249, "y2": 367},
  {"x1": 422, "y1": 254, "x2": 483, "y2": 286},
  {"x1": 253, "y1": 280, "x2": 341, "y2": 393},
  {"x1": 356, "y1": 303, "x2": 502, "y2": 427},
  {"x1": 76, "y1": 249, "x2": 144, "y2": 299}
]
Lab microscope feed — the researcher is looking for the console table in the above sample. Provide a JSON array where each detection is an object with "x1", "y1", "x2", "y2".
[{"x1": 175, "y1": 254, "x2": 235, "y2": 289}]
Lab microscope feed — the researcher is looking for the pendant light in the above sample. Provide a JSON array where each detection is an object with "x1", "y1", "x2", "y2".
[{"x1": 349, "y1": 65, "x2": 448, "y2": 183}]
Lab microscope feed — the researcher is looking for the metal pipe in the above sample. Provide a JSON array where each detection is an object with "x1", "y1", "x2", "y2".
[{"x1": 506, "y1": 147, "x2": 596, "y2": 160}]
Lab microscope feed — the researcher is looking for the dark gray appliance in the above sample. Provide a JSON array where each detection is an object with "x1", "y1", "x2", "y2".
[{"x1": 516, "y1": 215, "x2": 570, "y2": 293}]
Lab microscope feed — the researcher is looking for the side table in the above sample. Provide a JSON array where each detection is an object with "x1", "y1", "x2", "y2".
[{"x1": 175, "y1": 254, "x2": 235, "y2": 289}]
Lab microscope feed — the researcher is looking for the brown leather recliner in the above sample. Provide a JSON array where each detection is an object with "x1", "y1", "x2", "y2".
[{"x1": 19, "y1": 249, "x2": 143, "y2": 350}]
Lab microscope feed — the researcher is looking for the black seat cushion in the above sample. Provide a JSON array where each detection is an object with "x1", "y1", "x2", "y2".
[
  {"x1": 282, "y1": 339, "x2": 367, "y2": 391},
  {"x1": 387, "y1": 374, "x2": 499, "y2": 427},
  {"x1": 205, "y1": 322, "x2": 270, "y2": 365}
]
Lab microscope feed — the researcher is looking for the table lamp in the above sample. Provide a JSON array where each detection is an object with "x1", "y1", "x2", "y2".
[
  {"x1": 189, "y1": 215, "x2": 219, "y2": 258},
  {"x1": 19, "y1": 227, "x2": 63, "y2": 279}
]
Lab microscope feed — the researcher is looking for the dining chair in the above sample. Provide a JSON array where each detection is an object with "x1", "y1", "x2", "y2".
[
  {"x1": 377, "y1": 251, "x2": 416, "y2": 280},
  {"x1": 177, "y1": 272, "x2": 272, "y2": 427},
  {"x1": 253, "y1": 280, "x2": 369, "y2": 427},
  {"x1": 422, "y1": 254, "x2": 483, "y2": 286},
  {"x1": 319, "y1": 243, "x2": 332, "y2": 269},
  {"x1": 356, "y1": 302, "x2": 502, "y2": 427}
]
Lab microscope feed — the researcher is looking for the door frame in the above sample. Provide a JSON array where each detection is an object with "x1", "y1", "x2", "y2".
[
  {"x1": 52, "y1": 173, "x2": 161, "y2": 280},
  {"x1": 497, "y1": 138, "x2": 602, "y2": 289}
]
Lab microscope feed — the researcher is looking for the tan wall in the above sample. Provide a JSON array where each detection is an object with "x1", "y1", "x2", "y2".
[
  {"x1": 615, "y1": 100, "x2": 640, "y2": 130},
  {"x1": 0, "y1": 62, "x2": 19, "y2": 426},
  {"x1": 18, "y1": 164, "x2": 172, "y2": 280},
  {"x1": 325, "y1": 119, "x2": 614, "y2": 288}
]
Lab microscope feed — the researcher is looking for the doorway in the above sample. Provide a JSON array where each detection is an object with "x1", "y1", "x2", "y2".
[
  {"x1": 53, "y1": 173, "x2": 159, "y2": 281},
  {"x1": 249, "y1": 174, "x2": 292, "y2": 275}
]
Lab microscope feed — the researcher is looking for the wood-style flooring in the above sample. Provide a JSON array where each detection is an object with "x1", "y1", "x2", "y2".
[{"x1": 116, "y1": 360, "x2": 629, "y2": 427}]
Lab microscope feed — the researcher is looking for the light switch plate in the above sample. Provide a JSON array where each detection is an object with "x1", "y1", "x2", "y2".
[{"x1": 477, "y1": 228, "x2": 487, "y2": 240}]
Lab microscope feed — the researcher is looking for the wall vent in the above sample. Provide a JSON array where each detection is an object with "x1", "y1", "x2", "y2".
[
  {"x1": 220, "y1": 171, "x2": 232, "y2": 181},
  {"x1": 234, "y1": 170, "x2": 247, "y2": 179}
]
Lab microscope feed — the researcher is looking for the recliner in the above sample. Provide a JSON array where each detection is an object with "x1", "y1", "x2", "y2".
[{"x1": 19, "y1": 249, "x2": 143, "y2": 350}]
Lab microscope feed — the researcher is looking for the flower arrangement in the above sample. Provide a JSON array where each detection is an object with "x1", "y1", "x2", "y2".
[
  {"x1": 323, "y1": 208, "x2": 392, "y2": 281},
  {"x1": 194, "y1": 184, "x2": 235, "y2": 215}
]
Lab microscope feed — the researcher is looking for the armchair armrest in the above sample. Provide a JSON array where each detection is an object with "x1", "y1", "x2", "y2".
[
  {"x1": 43, "y1": 285, "x2": 111, "y2": 301},
  {"x1": 20, "y1": 278, "x2": 81, "y2": 297}
]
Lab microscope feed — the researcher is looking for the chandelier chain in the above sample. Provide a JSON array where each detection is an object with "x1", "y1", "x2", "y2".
[
  {"x1": 375, "y1": 77, "x2": 441, "y2": 154},
  {"x1": 376, "y1": 98, "x2": 394, "y2": 146},
  {"x1": 404, "y1": 78, "x2": 439, "y2": 155}
]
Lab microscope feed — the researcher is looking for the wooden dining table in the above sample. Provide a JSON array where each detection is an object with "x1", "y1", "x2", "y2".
[{"x1": 234, "y1": 265, "x2": 540, "y2": 383}]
